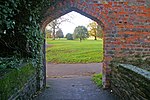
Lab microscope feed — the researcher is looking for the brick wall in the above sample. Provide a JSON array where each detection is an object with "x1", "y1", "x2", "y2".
[
  {"x1": 40, "y1": 0, "x2": 150, "y2": 88},
  {"x1": 110, "y1": 63, "x2": 150, "y2": 100}
]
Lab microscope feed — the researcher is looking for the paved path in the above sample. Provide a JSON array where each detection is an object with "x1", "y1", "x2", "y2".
[
  {"x1": 46, "y1": 63, "x2": 102, "y2": 78},
  {"x1": 35, "y1": 63, "x2": 118, "y2": 100},
  {"x1": 36, "y1": 77, "x2": 118, "y2": 100}
]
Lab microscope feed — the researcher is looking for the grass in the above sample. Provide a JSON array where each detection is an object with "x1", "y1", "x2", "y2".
[
  {"x1": 92, "y1": 73, "x2": 102, "y2": 87},
  {"x1": 46, "y1": 38, "x2": 103, "y2": 64},
  {"x1": 0, "y1": 63, "x2": 35, "y2": 99}
]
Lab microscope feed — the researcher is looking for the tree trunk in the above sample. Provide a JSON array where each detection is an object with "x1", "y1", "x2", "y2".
[
  {"x1": 94, "y1": 36, "x2": 97, "y2": 40},
  {"x1": 52, "y1": 26, "x2": 55, "y2": 40},
  {"x1": 80, "y1": 38, "x2": 82, "y2": 42},
  {"x1": 52, "y1": 33, "x2": 55, "y2": 40}
]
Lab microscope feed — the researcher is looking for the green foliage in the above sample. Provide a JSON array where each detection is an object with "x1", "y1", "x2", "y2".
[
  {"x1": 56, "y1": 29, "x2": 64, "y2": 38},
  {"x1": 1, "y1": 0, "x2": 44, "y2": 56},
  {"x1": 45, "y1": 29, "x2": 52, "y2": 38},
  {"x1": 0, "y1": 0, "x2": 54, "y2": 70},
  {"x1": 73, "y1": 26, "x2": 89, "y2": 42},
  {"x1": 92, "y1": 73, "x2": 102, "y2": 87},
  {"x1": 0, "y1": 57, "x2": 26, "y2": 69},
  {"x1": 0, "y1": 1, "x2": 55, "y2": 95},
  {"x1": 97, "y1": 25, "x2": 103, "y2": 38},
  {"x1": 46, "y1": 39, "x2": 103, "y2": 63},
  {"x1": 87, "y1": 22, "x2": 103, "y2": 40},
  {"x1": 66, "y1": 33, "x2": 73, "y2": 40},
  {"x1": 0, "y1": 63, "x2": 35, "y2": 100},
  {"x1": 0, "y1": 0, "x2": 54, "y2": 57}
]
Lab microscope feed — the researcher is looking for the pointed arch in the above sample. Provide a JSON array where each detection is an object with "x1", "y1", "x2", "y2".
[{"x1": 40, "y1": 0, "x2": 115, "y2": 89}]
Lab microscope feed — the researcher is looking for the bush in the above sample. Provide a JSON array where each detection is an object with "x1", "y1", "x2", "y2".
[{"x1": 66, "y1": 33, "x2": 73, "y2": 40}]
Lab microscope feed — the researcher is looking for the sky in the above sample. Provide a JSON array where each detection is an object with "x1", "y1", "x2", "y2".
[{"x1": 46, "y1": 11, "x2": 94, "y2": 36}]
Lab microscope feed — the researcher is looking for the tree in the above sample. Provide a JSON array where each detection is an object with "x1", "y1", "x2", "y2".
[
  {"x1": 73, "y1": 26, "x2": 88, "y2": 42},
  {"x1": 45, "y1": 28, "x2": 52, "y2": 38},
  {"x1": 66, "y1": 33, "x2": 73, "y2": 40},
  {"x1": 47, "y1": 14, "x2": 73, "y2": 40},
  {"x1": 87, "y1": 22, "x2": 103, "y2": 40},
  {"x1": 96, "y1": 25, "x2": 103, "y2": 39},
  {"x1": 56, "y1": 29, "x2": 64, "y2": 39},
  {"x1": 48, "y1": 19, "x2": 59, "y2": 40}
]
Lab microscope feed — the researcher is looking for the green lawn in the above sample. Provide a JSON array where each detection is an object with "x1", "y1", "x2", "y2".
[{"x1": 46, "y1": 38, "x2": 103, "y2": 64}]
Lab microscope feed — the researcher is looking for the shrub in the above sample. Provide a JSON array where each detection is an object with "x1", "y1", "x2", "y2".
[{"x1": 66, "y1": 33, "x2": 73, "y2": 40}]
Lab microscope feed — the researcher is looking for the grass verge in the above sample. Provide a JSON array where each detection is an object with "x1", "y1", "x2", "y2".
[{"x1": 92, "y1": 73, "x2": 102, "y2": 87}]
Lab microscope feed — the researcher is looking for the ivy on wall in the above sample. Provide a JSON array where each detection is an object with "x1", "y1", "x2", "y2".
[
  {"x1": 0, "y1": 2, "x2": 63, "y2": 97},
  {"x1": 1, "y1": 0, "x2": 43, "y2": 57},
  {"x1": 0, "y1": 0, "x2": 60, "y2": 69}
]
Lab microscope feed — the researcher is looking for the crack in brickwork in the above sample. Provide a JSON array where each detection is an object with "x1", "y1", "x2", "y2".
[{"x1": 40, "y1": 0, "x2": 150, "y2": 88}]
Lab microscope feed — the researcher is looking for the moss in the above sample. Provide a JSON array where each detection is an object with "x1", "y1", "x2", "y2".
[{"x1": 0, "y1": 63, "x2": 36, "y2": 100}]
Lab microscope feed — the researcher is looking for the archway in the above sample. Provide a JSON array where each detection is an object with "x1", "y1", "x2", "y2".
[
  {"x1": 1, "y1": 0, "x2": 149, "y2": 99},
  {"x1": 45, "y1": 10, "x2": 104, "y2": 79},
  {"x1": 40, "y1": 0, "x2": 150, "y2": 89},
  {"x1": 41, "y1": 1, "x2": 114, "y2": 88}
]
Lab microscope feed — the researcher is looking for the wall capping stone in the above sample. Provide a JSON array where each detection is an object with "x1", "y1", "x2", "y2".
[{"x1": 119, "y1": 64, "x2": 150, "y2": 80}]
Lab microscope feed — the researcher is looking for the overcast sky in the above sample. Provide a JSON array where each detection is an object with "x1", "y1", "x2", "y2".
[{"x1": 47, "y1": 11, "x2": 94, "y2": 36}]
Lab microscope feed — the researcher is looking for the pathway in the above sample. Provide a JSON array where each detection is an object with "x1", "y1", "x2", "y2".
[
  {"x1": 46, "y1": 63, "x2": 102, "y2": 78},
  {"x1": 35, "y1": 63, "x2": 118, "y2": 100}
]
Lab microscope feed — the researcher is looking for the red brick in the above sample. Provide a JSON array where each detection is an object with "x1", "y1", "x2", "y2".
[{"x1": 40, "y1": 0, "x2": 150, "y2": 89}]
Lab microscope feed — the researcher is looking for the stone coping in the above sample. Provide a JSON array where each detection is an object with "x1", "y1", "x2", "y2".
[{"x1": 119, "y1": 64, "x2": 150, "y2": 80}]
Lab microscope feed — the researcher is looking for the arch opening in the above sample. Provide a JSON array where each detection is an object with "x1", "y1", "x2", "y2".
[
  {"x1": 41, "y1": 1, "x2": 111, "y2": 89},
  {"x1": 44, "y1": 10, "x2": 105, "y2": 88}
]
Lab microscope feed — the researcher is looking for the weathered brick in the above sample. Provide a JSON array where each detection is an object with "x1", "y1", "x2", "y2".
[{"x1": 40, "y1": 0, "x2": 150, "y2": 89}]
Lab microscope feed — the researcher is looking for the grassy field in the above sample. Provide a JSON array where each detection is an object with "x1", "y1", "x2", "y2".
[{"x1": 46, "y1": 38, "x2": 103, "y2": 64}]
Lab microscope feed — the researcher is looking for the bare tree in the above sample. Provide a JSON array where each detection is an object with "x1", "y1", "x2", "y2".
[{"x1": 47, "y1": 14, "x2": 73, "y2": 40}]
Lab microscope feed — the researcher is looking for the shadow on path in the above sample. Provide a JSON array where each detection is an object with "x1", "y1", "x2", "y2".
[
  {"x1": 35, "y1": 63, "x2": 118, "y2": 100},
  {"x1": 36, "y1": 77, "x2": 118, "y2": 100}
]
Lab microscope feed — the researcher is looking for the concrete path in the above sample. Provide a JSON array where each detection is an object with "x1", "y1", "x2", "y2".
[
  {"x1": 35, "y1": 63, "x2": 118, "y2": 100},
  {"x1": 36, "y1": 76, "x2": 118, "y2": 100}
]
